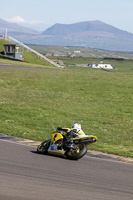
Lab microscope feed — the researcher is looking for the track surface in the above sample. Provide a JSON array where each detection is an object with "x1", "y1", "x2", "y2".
[
  {"x1": 0, "y1": 140, "x2": 133, "y2": 200},
  {"x1": 0, "y1": 64, "x2": 59, "y2": 70}
]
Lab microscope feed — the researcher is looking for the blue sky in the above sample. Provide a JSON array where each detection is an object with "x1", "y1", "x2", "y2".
[{"x1": 0, "y1": 0, "x2": 133, "y2": 33}]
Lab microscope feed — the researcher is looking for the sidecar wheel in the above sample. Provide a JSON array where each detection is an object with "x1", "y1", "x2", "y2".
[
  {"x1": 65, "y1": 143, "x2": 87, "y2": 160},
  {"x1": 37, "y1": 140, "x2": 51, "y2": 154}
]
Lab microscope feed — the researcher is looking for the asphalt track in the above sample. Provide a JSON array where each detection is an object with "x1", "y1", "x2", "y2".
[
  {"x1": 0, "y1": 139, "x2": 133, "y2": 200},
  {"x1": 0, "y1": 64, "x2": 59, "y2": 70}
]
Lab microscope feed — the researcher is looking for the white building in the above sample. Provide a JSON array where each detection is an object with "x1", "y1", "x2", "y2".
[{"x1": 89, "y1": 62, "x2": 114, "y2": 69}]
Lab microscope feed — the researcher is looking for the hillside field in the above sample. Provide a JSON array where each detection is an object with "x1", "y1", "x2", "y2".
[
  {"x1": 29, "y1": 45, "x2": 133, "y2": 59},
  {"x1": 0, "y1": 63, "x2": 133, "y2": 157}
]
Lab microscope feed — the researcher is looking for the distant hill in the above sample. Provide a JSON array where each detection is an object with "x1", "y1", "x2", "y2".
[
  {"x1": 0, "y1": 18, "x2": 38, "y2": 35},
  {"x1": 41, "y1": 21, "x2": 133, "y2": 51},
  {"x1": 1, "y1": 18, "x2": 133, "y2": 51},
  {"x1": 42, "y1": 20, "x2": 133, "y2": 38}
]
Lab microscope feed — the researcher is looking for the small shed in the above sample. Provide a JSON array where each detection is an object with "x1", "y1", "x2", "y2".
[
  {"x1": 88, "y1": 62, "x2": 114, "y2": 69},
  {"x1": 3, "y1": 44, "x2": 23, "y2": 61}
]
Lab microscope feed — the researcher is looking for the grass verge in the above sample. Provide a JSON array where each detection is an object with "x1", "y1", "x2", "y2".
[{"x1": 0, "y1": 66, "x2": 133, "y2": 158}]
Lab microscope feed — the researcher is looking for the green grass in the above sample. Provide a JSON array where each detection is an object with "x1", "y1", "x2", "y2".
[
  {"x1": 0, "y1": 39, "x2": 14, "y2": 50},
  {"x1": 0, "y1": 65, "x2": 133, "y2": 158},
  {"x1": 0, "y1": 57, "x2": 56, "y2": 68},
  {"x1": 23, "y1": 49, "x2": 52, "y2": 67}
]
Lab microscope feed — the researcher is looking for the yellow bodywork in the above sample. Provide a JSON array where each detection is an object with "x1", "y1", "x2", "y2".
[
  {"x1": 48, "y1": 132, "x2": 66, "y2": 157},
  {"x1": 51, "y1": 132, "x2": 64, "y2": 143},
  {"x1": 73, "y1": 135, "x2": 97, "y2": 145}
]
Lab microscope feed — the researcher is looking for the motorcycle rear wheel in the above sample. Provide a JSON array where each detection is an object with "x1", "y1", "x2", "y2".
[
  {"x1": 37, "y1": 140, "x2": 51, "y2": 154},
  {"x1": 65, "y1": 143, "x2": 87, "y2": 160}
]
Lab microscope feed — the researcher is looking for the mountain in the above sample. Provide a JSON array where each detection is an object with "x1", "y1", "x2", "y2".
[
  {"x1": 42, "y1": 20, "x2": 133, "y2": 37},
  {"x1": 0, "y1": 18, "x2": 39, "y2": 35},
  {"x1": 1, "y1": 18, "x2": 133, "y2": 51},
  {"x1": 41, "y1": 21, "x2": 133, "y2": 51}
]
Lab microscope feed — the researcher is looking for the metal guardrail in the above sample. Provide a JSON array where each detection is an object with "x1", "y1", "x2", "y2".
[{"x1": 6, "y1": 35, "x2": 63, "y2": 68}]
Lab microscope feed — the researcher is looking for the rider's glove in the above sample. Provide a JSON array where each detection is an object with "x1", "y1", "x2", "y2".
[
  {"x1": 72, "y1": 129, "x2": 78, "y2": 133},
  {"x1": 57, "y1": 127, "x2": 62, "y2": 131}
]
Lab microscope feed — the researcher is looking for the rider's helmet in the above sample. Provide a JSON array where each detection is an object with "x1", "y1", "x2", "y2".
[{"x1": 72, "y1": 123, "x2": 81, "y2": 132}]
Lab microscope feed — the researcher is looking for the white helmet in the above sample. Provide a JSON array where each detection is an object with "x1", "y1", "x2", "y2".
[{"x1": 72, "y1": 123, "x2": 81, "y2": 132}]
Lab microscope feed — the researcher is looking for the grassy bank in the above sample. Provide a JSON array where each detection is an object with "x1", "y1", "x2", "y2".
[
  {"x1": 0, "y1": 65, "x2": 133, "y2": 157},
  {"x1": 0, "y1": 39, "x2": 54, "y2": 68}
]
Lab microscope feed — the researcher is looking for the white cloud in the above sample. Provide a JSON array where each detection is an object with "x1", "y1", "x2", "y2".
[
  {"x1": 6, "y1": 16, "x2": 26, "y2": 23},
  {"x1": 5, "y1": 16, "x2": 43, "y2": 25}
]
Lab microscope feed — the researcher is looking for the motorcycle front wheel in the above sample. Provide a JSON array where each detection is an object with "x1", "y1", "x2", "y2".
[
  {"x1": 65, "y1": 143, "x2": 87, "y2": 160},
  {"x1": 37, "y1": 140, "x2": 51, "y2": 154}
]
